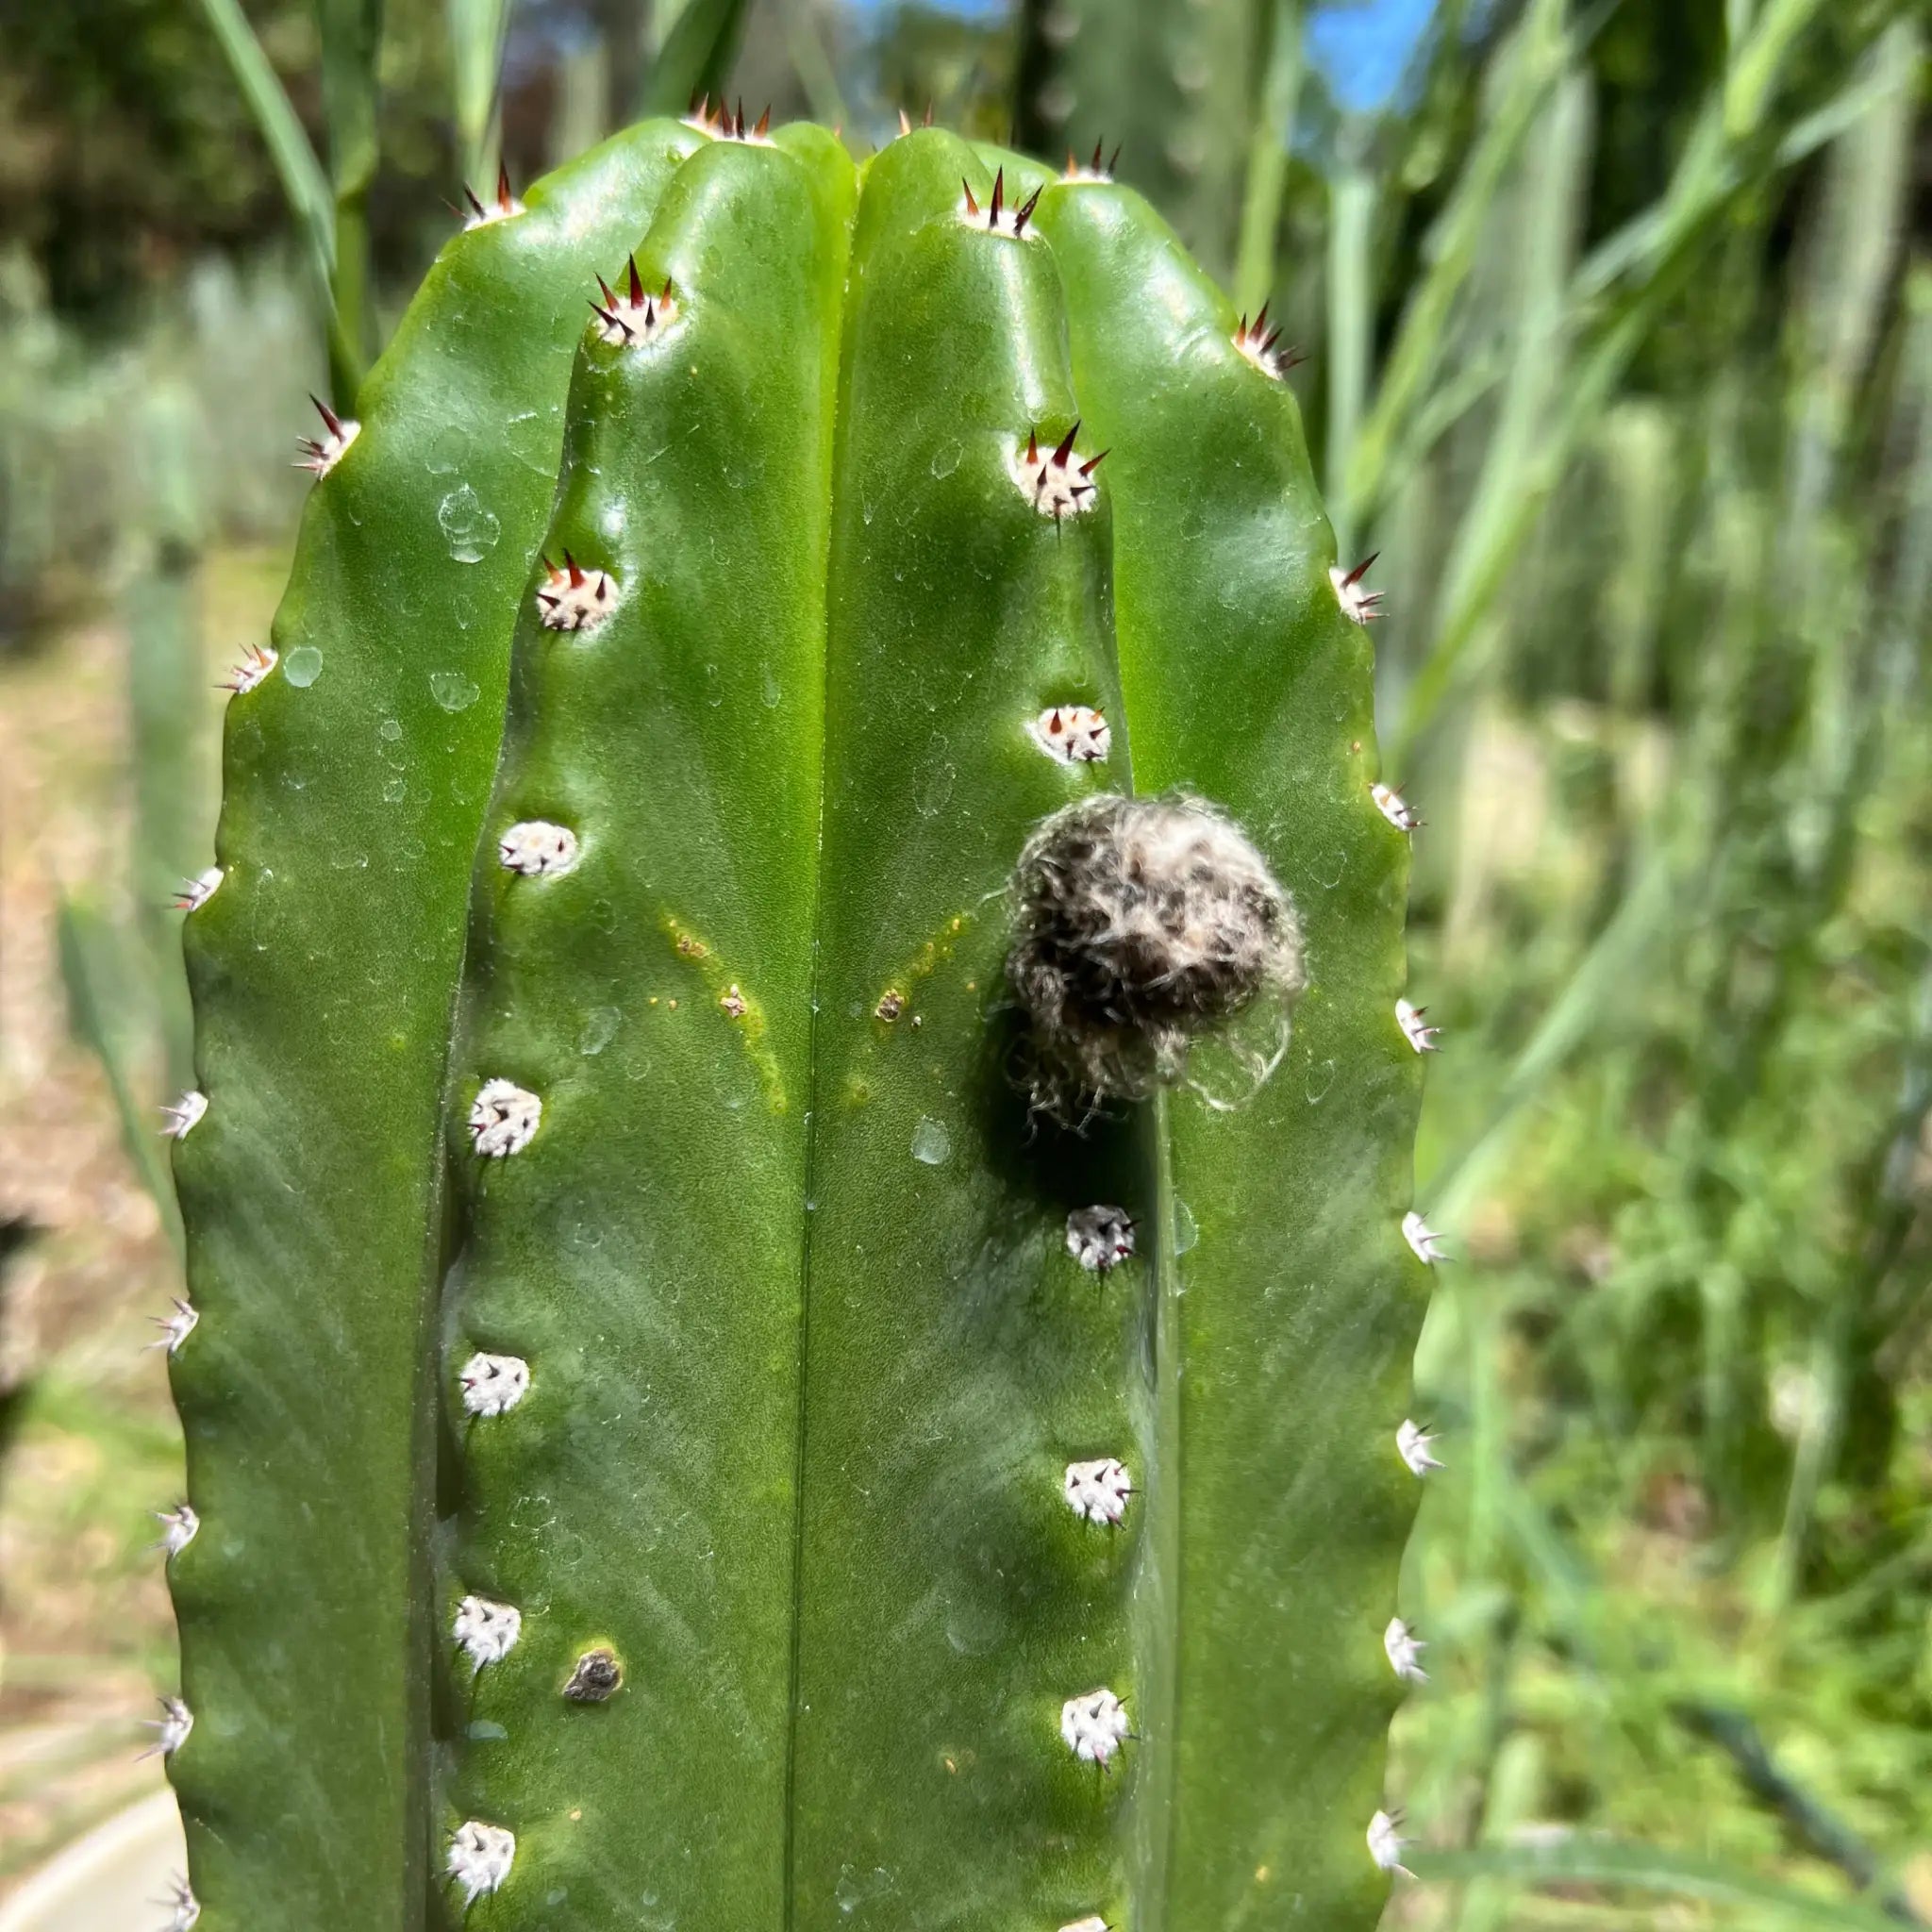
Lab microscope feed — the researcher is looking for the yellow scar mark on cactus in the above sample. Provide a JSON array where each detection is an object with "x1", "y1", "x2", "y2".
[
  {"x1": 660, "y1": 913, "x2": 786, "y2": 1112},
  {"x1": 869, "y1": 909, "x2": 974, "y2": 1031}
]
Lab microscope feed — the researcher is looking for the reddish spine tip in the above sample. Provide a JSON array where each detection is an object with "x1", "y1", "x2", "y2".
[
  {"x1": 563, "y1": 550, "x2": 584, "y2": 587},
  {"x1": 495, "y1": 161, "x2": 513, "y2": 211},
  {"x1": 991, "y1": 168, "x2": 1005, "y2": 221},
  {"x1": 627, "y1": 256, "x2": 643, "y2": 307},
  {"x1": 755, "y1": 105, "x2": 772, "y2": 137},
  {"x1": 1052, "y1": 422, "x2": 1080, "y2": 467},
  {"x1": 309, "y1": 393, "x2": 343, "y2": 437},
  {"x1": 1080, "y1": 449, "x2": 1108, "y2": 476},
  {"x1": 962, "y1": 177, "x2": 979, "y2": 216}
]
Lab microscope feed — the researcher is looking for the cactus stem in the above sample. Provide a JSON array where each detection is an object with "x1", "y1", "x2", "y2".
[
  {"x1": 1329, "y1": 554, "x2": 1384, "y2": 625},
  {"x1": 171, "y1": 867, "x2": 224, "y2": 912},
  {"x1": 498, "y1": 821, "x2": 580, "y2": 877},
  {"x1": 562, "y1": 1647, "x2": 625, "y2": 1702},
  {"x1": 1384, "y1": 1616, "x2": 1428, "y2": 1684},
  {"x1": 1372, "y1": 781, "x2": 1423, "y2": 832},
  {"x1": 1065, "y1": 1204, "x2": 1136, "y2": 1272},
  {"x1": 1063, "y1": 1457, "x2": 1135, "y2": 1525},
  {"x1": 156, "y1": 1874, "x2": 200, "y2": 1931},
  {"x1": 535, "y1": 554, "x2": 619, "y2": 632},
  {"x1": 453, "y1": 1594, "x2": 522, "y2": 1672},
  {"x1": 1394, "y1": 997, "x2": 1441, "y2": 1053},
  {"x1": 468, "y1": 1079, "x2": 541, "y2": 1157},
  {"x1": 216, "y1": 643, "x2": 277, "y2": 695},
  {"x1": 147, "y1": 1295, "x2": 200, "y2": 1354},
  {"x1": 1030, "y1": 705, "x2": 1110, "y2": 764},
  {"x1": 446, "y1": 1821, "x2": 516, "y2": 1906},
  {"x1": 1060, "y1": 1688, "x2": 1130, "y2": 1766},
  {"x1": 140, "y1": 1694, "x2": 193, "y2": 1758},
  {"x1": 1368, "y1": 1807, "x2": 1415, "y2": 1877},
  {"x1": 1397, "y1": 1418, "x2": 1444, "y2": 1475},
  {"x1": 1402, "y1": 1210, "x2": 1447, "y2": 1265},
  {"x1": 152, "y1": 1503, "x2": 200, "y2": 1556},
  {"x1": 159, "y1": 1091, "x2": 208, "y2": 1139},
  {"x1": 458, "y1": 1352, "x2": 530, "y2": 1418}
]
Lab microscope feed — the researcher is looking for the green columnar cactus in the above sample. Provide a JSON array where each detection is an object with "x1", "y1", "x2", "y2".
[{"x1": 163, "y1": 114, "x2": 1430, "y2": 1932}]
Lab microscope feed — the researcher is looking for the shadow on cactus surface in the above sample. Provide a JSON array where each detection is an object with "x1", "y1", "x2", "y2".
[{"x1": 158, "y1": 113, "x2": 1427, "y2": 1932}]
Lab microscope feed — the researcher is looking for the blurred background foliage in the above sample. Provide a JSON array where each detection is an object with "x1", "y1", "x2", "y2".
[{"x1": 0, "y1": 0, "x2": 1927, "y2": 1924}]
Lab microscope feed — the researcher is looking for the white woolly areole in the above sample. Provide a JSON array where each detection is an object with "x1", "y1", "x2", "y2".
[
  {"x1": 1233, "y1": 307, "x2": 1298, "y2": 380},
  {"x1": 1066, "y1": 1205, "x2": 1135, "y2": 1273},
  {"x1": 1385, "y1": 1616, "x2": 1429, "y2": 1684},
  {"x1": 535, "y1": 558, "x2": 619, "y2": 633},
  {"x1": 454, "y1": 1595, "x2": 522, "y2": 1671},
  {"x1": 498, "y1": 821, "x2": 579, "y2": 877},
  {"x1": 160, "y1": 1874, "x2": 200, "y2": 1930},
  {"x1": 1063, "y1": 1457, "x2": 1134, "y2": 1526},
  {"x1": 173, "y1": 867, "x2": 223, "y2": 911},
  {"x1": 1367, "y1": 1808, "x2": 1413, "y2": 1876},
  {"x1": 1395, "y1": 997, "x2": 1441, "y2": 1053},
  {"x1": 1059, "y1": 1920, "x2": 1110, "y2": 1932},
  {"x1": 1403, "y1": 1209, "x2": 1447, "y2": 1264},
  {"x1": 469, "y1": 1079, "x2": 541, "y2": 1157},
  {"x1": 459, "y1": 1352, "x2": 529, "y2": 1418},
  {"x1": 1009, "y1": 428, "x2": 1101, "y2": 519},
  {"x1": 1030, "y1": 706, "x2": 1110, "y2": 764},
  {"x1": 1373, "y1": 782, "x2": 1421, "y2": 832},
  {"x1": 1330, "y1": 557, "x2": 1384, "y2": 625},
  {"x1": 150, "y1": 1295, "x2": 199, "y2": 1354},
  {"x1": 144, "y1": 1695, "x2": 192, "y2": 1757},
  {"x1": 959, "y1": 168, "x2": 1042, "y2": 239},
  {"x1": 221, "y1": 643, "x2": 277, "y2": 694},
  {"x1": 594, "y1": 273, "x2": 678, "y2": 347},
  {"x1": 160, "y1": 1091, "x2": 207, "y2": 1140},
  {"x1": 447, "y1": 1821, "x2": 515, "y2": 1905},
  {"x1": 1060, "y1": 1688, "x2": 1129, "y2": 1766},
  {"x1": 154, "y1": 1503, "x2": 199, "y2": 1557},
  {"x1": 1397, "y1": 1418, "x2": 1443, "y2": 1475},
  {"x1": 296, "y1": 409, "x2": 358, "y2": 479}
]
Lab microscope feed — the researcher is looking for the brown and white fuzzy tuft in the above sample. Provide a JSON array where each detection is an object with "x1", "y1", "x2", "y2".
[{"x1": 1006, "y1": 793, "x2": 1304, "y2": 1117}]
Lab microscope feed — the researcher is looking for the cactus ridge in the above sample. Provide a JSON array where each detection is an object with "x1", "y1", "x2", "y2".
[{"x1": 168, "y1": 118, "x2": 1425, "y2": 1932}]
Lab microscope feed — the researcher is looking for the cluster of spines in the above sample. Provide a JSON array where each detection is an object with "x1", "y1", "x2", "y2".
[
  {"x1": 684, "y1": 93, "x2": 771, "y2": 142},
  {"x1": 458, "y1": 162, "x2": 523, "y2": 232},
  {"x1": 962, "y1": 166, "x2": 1044, "y2": 238}
]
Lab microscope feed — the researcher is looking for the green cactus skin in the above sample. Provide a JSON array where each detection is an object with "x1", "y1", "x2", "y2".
[{"x1": 169, "y1": 116, "x2": 1424, "y2": 1932}]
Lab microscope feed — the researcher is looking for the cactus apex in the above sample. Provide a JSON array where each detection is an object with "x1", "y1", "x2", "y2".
[
  {"x1": 295, "y1": 394, "x2": 359, "y2": 478},
  {"x1": 1383, "y1": 1616, "x2": 1428, "y2": 1684},
  {"x1": 1063, "y1": 1457, "x2": 1135, "y2": 1525},
  {"x1": 1368, "y1": 1807, "x2": 1415, "y2": 1877},
  {"x1": 159, "y1": 1091, "x2": 208, "y2": 1140},
  {"x1": 1030, "y1": 704, "x2": 1110, "y2": 763},
  {"x1": 1395, "y1": 997, "x2": 1441, "y2": 1053},
  {"x1": 147, "y1": 1295, "x2": 199, "y2": 1355},
  {"x1": 217, "y1": 643, "x2": 276, "y2": 695},
  {"x1": 1330, "y1": 554, "x2": 1384, "y2": 625},
  {"x1": 458, "y1": 1351, "x2": 529, "y2": 1418},
  {"x1": 1402, "y1": 1209, "x2": 1448, "y2": 1265},
  {"x1": 1061, "y1": 1688, "x2": 1131, "y2": 1767},
  {"x1": 171, "y1": 866, "x2": 224, "y2": 912},
  {"x1": 1397, "y1": 1418, "x2": 1445, "y2": 1475},
  {"x1": 140, "y1": 1694, "x2": 192, "y2": 1759},
  {"x1": 453, "y1": 1594, "x2": 522, "y2": 1672},
  {"x1": 446, "y1": 1821, "x2": 516, "y2": 1906},
  {"x1": 1372, "y1": 781, "x2": 1423, "y2": 832}
]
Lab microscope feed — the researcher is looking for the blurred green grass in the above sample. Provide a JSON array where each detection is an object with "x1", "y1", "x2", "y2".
[{"x1": 0, "y1": 1, "x2": 1926, "y2": 1924}]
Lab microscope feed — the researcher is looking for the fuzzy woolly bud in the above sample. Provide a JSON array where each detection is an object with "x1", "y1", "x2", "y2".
[
  {"x1": 1384, "y1": 1616, "x2": 1428, "y2": 1684},
  {"x1": 498, "y1": 821, "x2": 579, "y2": 877},
  {"x1": 1030, "y1": 706, "x2": 1110, "y2": 764},
  {"x1": 453, "y1": 1595, "x2": 521, "y2": 1672},
  {"x1": 158, "y1": 1874, "x2": 200, "y2": 1931},
  {"x1": 1066, "y1": 1205, "x2": 1135, "y2": 1273},
  {"x1": 1368, "y1": 1808, "x2": 1414, "y2": 1877},
  {"x1": 142, "y1": 1695, "x2": 192, "y2": 1758},
  {"x1": 469, "y1": 1079, "x2": 541, "y2": 1158},
  {"x1": 1063, "y1": 1457, "x2": 1134, "y2": 1526},
  {"x1": 459, "y1": 1352, "x2": 529, "y2": 1418},
  {"x1": 1330, "y1": 555, "x2": 1384, "y2": 625},
  {"x1": 1395, "y1": 998, "x2": 1441, "y2": 1053},
  {"x1": 1060, "y1": 1688, "x2": 1130, "y2": 1767},
  {"x1": 172, "y1": 867, "x2": 223, "y2": 912},
  {"x1": 148, "y1": 1295, "x2": 199, "y2": 1355},
  {"x1": 153, "y1": 1503, "x2": 200, "y2": 1557},
  {"x1": 535, "y1": 554, "x2": 618, "y2": 633},
  {"x1": 1010, "y1": 424, "x2": 1103, "y2": 520},
  {"x1": 1403, "y1": 1210, "x2": 1448, "y2": 1265},
  {"x1": 220, "y1": 644, "x2": 277, "y2": 695},
  {"x1": 447, "y1": 1822, "x2": 515, "y2": 1906},
  {"x1": 1373, "y1": 782, "x2": 1422, "y2": 832},
  {"x1": 592, "y1": 259, "x2": 678, "y2": 347},
  {"x1": 1397, "y1": 1419, "x2": 1444, "y2": 1476},
  {"x1": 159, "y1": 1091, "x2": 207, "y2": 1140},
  {"x1": 1008, "y1": 792, "x2": 1304, "y2": 1117}
]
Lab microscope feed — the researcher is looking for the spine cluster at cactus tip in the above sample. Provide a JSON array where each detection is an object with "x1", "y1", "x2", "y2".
[{"x1": 157, "y1": 109, "x2": 1438, "y2": 1932}]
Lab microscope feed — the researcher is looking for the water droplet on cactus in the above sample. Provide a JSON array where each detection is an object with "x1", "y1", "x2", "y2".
[
  {"x1": 438, "y1": 485, "x2": 502, "y2": 563},
  {"x1": 915, "y1": 759, "x2": 955, "y2": 817},
  {"x1": 379, "y1": 717, "x2": 403, "y2": 742},
  {"x1": 1174, "y1": 1199, "x2": 1199, "y2": 1255},
  {"x1": 466, "y1": 1719, "x2": 508, "y2": 1741},
  {"x1": 283, "y1": 645, "x2": 323, "y2": 687},
  {"x1": 431, "y1": 671, "x2": 481, "y2": 713},
  {"x1": 1305, "y1": 1057, "x2": 1337, "y2": 1104},
  {"x1": 383, "y1": 776, "x2": 407, "y2": 804},
  {"x1": 910, "y1": 1116, "x2": 951, "y2": 1165},
  {"x1": 929, "y1": 439, "x2": 961, "y2": 478},
  {"x1": 761, "y1": 664, "x2": 782, "y2": 708},
  {"x1": 578, "y1": 1007, "x2": 620, "y2": 1056}
]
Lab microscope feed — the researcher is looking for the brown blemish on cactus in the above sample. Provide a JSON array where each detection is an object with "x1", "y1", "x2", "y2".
[
  {"x1": 874, "y1": 989, "x2": 907, "y2": 1023},
  {"x1": 460, "y1": 163, "x2": 524, "y2": 231},
  {"x1": 662, "y1": 914, "x2": 784, "y2": 1110},
  {"x1": 295, "y1": 394, "x2": 358, "y2": 478},
  {"x1": 562, "y1": 1646, "x2": 625, "y2": 1702},
  {"x1": 863, "y1": 912, "x2": 973, "y2": 1055},
  {"x1": 1010, "y1": 424, "x2": 1106, "y2": 521},
  {"x1": 960, "y1": 167, "x2": 1044, "y2": 239}
]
